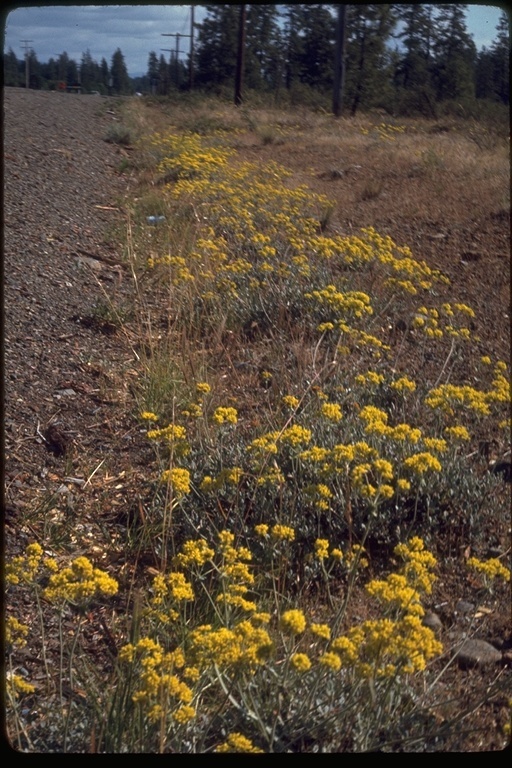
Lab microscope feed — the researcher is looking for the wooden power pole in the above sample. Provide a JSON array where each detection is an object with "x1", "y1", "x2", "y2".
[
  {"x1": 234, "y1": 4, "x2": 246, "y2": 106},
  {"x1": 332, "y1": 5, "x2": 348, "y2": 117},
  {"x1": 189, "y1": 5, "x2": 195, "y2": 90},
  {"x1": 21, "y1": 40, "x2": 33, "y2": 89}
]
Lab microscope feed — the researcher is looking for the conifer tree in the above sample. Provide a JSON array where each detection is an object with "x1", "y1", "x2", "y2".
[
  {"x1": 195, "y1": 4, "x2": 240, "y2": 86},
  {"x1": 345, "y1": 4, "x2": 397, "y2": 115},
  {"x1": 490, "y1": 11, "x2": 510, "y2": 104},
  {"x1": 431, "y1": 4, "x2": 476, "y2": 101},
  {"x1": 110, "y1": 48, "x2": 130, "y2": 95}
]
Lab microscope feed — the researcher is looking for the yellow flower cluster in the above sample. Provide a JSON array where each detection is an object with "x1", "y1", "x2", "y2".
[
  {"x1": 6, "y1": 616, "x2": 30, "y2": 649},
  {"x1": 467, "y1": 556, "x2": 510, "y2": 583},
  {"x1": 270, "y1": 524, "x2": 295, "y2": 541},
  {"x1": 366, "y1": 574, "x2": 425, "y2": 617},
  {"x1": 331, "y1": 538, "x2": 441, "y2": 677},
  {"x1": 487, "y1": 364, "x2": 511, "y2": 404},
  {"x1": 161, "y1": 467, "x2": 191, "y2": 497},
  {"x1": 424, "y1": 383, "x2": 491, "y2": 416},
  {"x1": 6, "y1": 542, "x2": 57, "y2": 586},
  {"x1": 118, "y1": 638, "x2": 196, "y2": 724},
  {"x1": 320, "y1": 401, "x2": 343, "y2": 422},
  {"x1": 314, "y1": 538, "x2": 330, "y2": 560},
  {"x1": 153, "y1": 130, "x2": 233, "y2": 181},
  {"x1": 413, "y1": 302, "x2": 475, "y2": 341},
  {"x1": 310, "y1": 623, "x2": 331, "y2": 640},
  {"x1": 140, "y1": 411, "x2": 158, "y2": 422},
  {"x1": 280, "y1": 609, "x2": 307, "y2": 635},
  {"x1": 247, "y1": 425, "x2": 311, "y2": 464},
  {"x1": 355, "y1": 370, "x2": 385, "y2": 387},
  {"x1": 403, "y1": 452, "x2": 442, "y2": 475},
  {"x1": 147, "y1": 423, "x2": 187, "y2": 441},
  {"x1": 43, "y1": 556, "x2": 118, "y2": 606},
  {"x1": 215, "y1": 733, "x2": 264, "y2": 753},
  {"x1": 332, "y1": 614, "x2": 442, "y2": 677},
  {"x1": 390, "y1": 376, "x2": 417, "y2": 394},
  {"x1": 305, "y1": 483, "x2": 334, "y2": 510},
  {"x1": 282, "y1": 394, "x2": 300, "y2": 410},
  {"x1": 200, "y1": 466, "x2": 243, "y2": 493},
  {"x1": 444, "y1": 425, "x2": 471, "y2": 442},
  {"x1": 216, "y1": 530, "x2": 256, "y2": 613},
  {"x1": 151, "y1": 571, "x2": 195, "y2": 606},
  {"x1": 174, "y1": 539, "x2": 215, "y2": 569},
  {"x1": 280, "y1": 425, "x2": 312, "y2": 447},
  {"x1": 7, "y1": 673, "x2": 35, "y2": 698},
  {"x1": 305, "y1": 285, "x2": 373, "y2": 322},
  {"x1": 290, "y1": 652, "x2": 312, "y2": 672},
  {"x1": 188, "y1": 620, "x2": 272, "y2": 670},
  {"x1": 212, "y1": 406, "x2": 238, "y2": 425}
]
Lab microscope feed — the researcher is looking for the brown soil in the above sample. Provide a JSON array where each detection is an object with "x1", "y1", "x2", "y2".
[{"x1": 3, "y1": 88, "x2": 511, "y2": 752}]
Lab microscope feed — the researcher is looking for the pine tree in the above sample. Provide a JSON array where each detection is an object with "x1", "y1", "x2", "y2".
[
  {"x1": 475, "y1": 47, "x2": 496, "y2": 100},
  {"x1": 195, "y1": 4, "x2": 240, "y2": 87},
  {"x1": 80, "y1": 49, "x2": 96, "y2": 92},
  {"x1": 244, "y1": 4, "x2": 283, "y2": 90},
  {"x1": 3, "y1": 48, "x2": 21, "y2": 87},
  {"x1": 110, "y1": 48, "x2": 130, "y2": 95},
  {"x1": 42, "y1": 57, "x2": 59, "y2": 88},
  {"x1": 100, "y1": 57, "x2": 110, "y2": 90},
  {"x1": 345, "y1": 4, "x2": 397, "y2": 115},
  {"x1": 158, "y1": 53, "x2": 170, "y2": 95},
  {"x1": 395, "y1": 4, "x2": 435, "y2": 90},
  {"x1": 55, "y1": 52, "x2": 70, "y2": 85},
  {"x1": 431, "y1": 4, "x2": 476, "y2": 101},
  {"x1": 299, "y1": 4, "x2": 335, "y2": 88},
  {"x1": 490, "y1": 11, "x2": 510, "y2": 104},
  {"x1": 282, "y1": 4, "x2": 306, "y2": 90}
]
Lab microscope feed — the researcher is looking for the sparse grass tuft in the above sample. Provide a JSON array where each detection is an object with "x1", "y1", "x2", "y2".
[{"x1": 104, "y1": 123, "x2": 134, "y2": 146}]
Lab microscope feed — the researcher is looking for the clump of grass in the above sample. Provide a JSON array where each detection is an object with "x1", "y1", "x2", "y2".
[
  {"x1": 360, "y1": 178, "x2": 383, "y2": 201},
  {"x1": 104, "y1": 123, "x2": 134, "y2": 145},
  {"x1": 88, "y1": 299, "x2": 130, "y2": 334},
  {"x1": 421, "y1": 147, "x2": 445, "y2": 172}
]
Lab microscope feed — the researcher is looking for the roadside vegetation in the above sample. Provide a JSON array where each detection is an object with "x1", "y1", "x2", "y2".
[{"x1": 6, "y1": 94, "x2": 511, "y2": 753}]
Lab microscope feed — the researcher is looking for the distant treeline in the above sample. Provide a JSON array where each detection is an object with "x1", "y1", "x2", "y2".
[{"x1": 3, "y1": 4, "x2": 509, "y2": 116}]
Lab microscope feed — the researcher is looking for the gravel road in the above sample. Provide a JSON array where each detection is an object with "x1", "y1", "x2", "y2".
[{"x1": 3, "y1": 88, "x2": 133, "y2": 508}]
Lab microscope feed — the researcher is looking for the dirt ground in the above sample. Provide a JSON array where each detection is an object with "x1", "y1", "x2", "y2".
[{"x1": 3, "y1": 88, "x2": 511, "y2": 752}]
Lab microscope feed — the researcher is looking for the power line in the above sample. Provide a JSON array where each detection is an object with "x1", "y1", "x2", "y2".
[
  {"x1": 20, "y1": 39, "x2": 33, "y2": 89},
  {"x1": 160, "y1": 3, "x2": 195, "y2": 89}
]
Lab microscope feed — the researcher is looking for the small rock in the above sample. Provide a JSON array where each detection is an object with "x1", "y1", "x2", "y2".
[
  {"x1": 455, "y1": 599, "x2": 475, "y2": 615},
  {"x1": 423, "y1": 611, "x2": 443, "y2": 633},
  {"x1": 43, "y1": 424, "x2": 70, "y2": 456},
  {"x1": 456, "y1": 638, "x2": 502, "y2": 669},
  {"x1": 489, "y1": 460, "x2": 512, "y2": 482},
  {"x1": 77, "y1": 255, "x2": 103, "y2": 271}
]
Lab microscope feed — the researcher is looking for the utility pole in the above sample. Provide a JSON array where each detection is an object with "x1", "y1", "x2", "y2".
[
  {"x1": 234, "y1": 4, "x2": 246, "y2": 106},
  {"x1": 160, "y1": 48, "x2": 174, "y2": 96},
  {"x1": 189, "y1": 5, "x2": 195, "y2": 90},
  {"x1": 332, "y1": 4, "x2": 348, "y2": 117},
  {"x1": 162, "y1": 30, "x2": 191, "y2": 90},
  {"x1": 21, "y1": 40, "x2": 33, "y2": 89}
]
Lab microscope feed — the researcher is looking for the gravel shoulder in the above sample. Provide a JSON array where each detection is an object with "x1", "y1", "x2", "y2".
[{"x1": 3, "y1": 88, "x2": 137, "y2": 527}]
